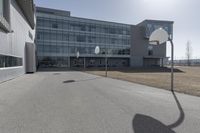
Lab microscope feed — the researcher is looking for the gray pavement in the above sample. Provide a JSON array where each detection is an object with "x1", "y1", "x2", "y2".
[{"x1": 0, "y1": 71, "x2": 199, "y2": 133}]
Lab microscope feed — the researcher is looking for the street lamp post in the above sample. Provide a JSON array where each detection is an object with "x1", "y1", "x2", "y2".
[{"x1": 149, "y1": 28, "x2": 174, "y2": 91}]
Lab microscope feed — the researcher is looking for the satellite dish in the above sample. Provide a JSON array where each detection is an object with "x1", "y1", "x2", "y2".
[
  {"x1": 95, "y1": 46, "x2": 100, "y2": 54},
  {"x1": 76, "y1": 51, "x2": 80, "y2": 58},
  {"x1": 149, "y1": 28, "x2": 169, "y2": 45}
]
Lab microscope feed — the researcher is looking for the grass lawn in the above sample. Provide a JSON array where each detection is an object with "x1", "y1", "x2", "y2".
[{"x1": 84, "y1": 66, "x2": 200, "y2": 97}]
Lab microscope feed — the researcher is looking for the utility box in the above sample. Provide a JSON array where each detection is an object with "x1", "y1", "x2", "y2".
[{"x1": 25, "y1": 43, "x2": 36, "y2": 73}]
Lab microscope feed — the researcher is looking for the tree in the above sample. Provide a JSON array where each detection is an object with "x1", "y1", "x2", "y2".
[{"x1": 185, "y1": 41, "x2": 192, "y2": 66}]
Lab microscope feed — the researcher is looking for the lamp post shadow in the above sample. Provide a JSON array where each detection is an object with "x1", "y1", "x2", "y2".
[{"x1": 132, "y1": 91, "x2": 185, "y2": 133}]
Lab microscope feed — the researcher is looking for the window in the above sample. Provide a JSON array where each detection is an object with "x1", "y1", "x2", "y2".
[
  {"x1": 52, "y1": 23, "x2": 58, "y2": 28},
  {"x1": 0, "y1": 55, "x2": 23, "y2": 68},
  {"x1": 77, "y1": 35, "x2": 86, "y2": 42},
  {"x1": 80, "y1": 25, "x2": 86, "y2": 31},
  {"x1": 29, "y1": 31, "x2": 33, "y2": 40},
  {"x1": 148, "y1": 50, "x2": 153, "y2": 56},
  {"x1": 37, "y1": 33, "x2": 41, "y2": 40}
]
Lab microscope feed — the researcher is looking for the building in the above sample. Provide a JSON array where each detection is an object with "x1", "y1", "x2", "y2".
[
  {"x1": 173, "y1": 59, "x2": 200, "y2": 66},
  {"x1": 0, "y1": 0, "x2": 36, "y2": 82},
  {"x1": 36, "y1": 7, "x2": 173, "y2": 69}
]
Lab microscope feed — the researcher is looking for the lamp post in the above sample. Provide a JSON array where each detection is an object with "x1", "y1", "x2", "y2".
[{"x1": 149, "y1": 28, "x2": 174, "y2": 92}]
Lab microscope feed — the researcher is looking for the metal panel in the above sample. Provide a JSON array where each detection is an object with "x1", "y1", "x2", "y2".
[{"x1": 25, "y1": 43, "x2": 36, "y2": 73}]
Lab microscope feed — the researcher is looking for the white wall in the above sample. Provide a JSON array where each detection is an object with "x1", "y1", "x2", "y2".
[{"x1": 0, "y1": 0, "x2": 35, "y2": 82}]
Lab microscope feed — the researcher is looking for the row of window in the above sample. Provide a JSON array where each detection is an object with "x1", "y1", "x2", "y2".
[
  {"x1": 0, "y1": 55, "x2": 23, "y2": 68},
  {"x1": 36, "y1": 42, "x2": 129, "y2": 48},
  {"x1": 37, "y1": 45, "x2": 130, "y2": 55},
  {"x1": 37, "y1": 32, "x2": 130, "y2": 45},
  {"x1": 38, "y1": 56, "x2": 69, "y2": 68},
  {"x1": 36, "y1": 18, "x2": 131, "y2": 35},
  {"x1": 37, "y1": 56, "x2": 129, "y2": 68}
]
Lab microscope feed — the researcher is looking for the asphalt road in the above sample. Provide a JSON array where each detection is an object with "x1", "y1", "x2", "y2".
[{"x1": 0, "y1": 71, "x2": 199, "y2": 133}]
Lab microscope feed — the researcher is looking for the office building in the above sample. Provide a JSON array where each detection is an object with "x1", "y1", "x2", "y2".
[{"x1": 36, "y1": 7, "x2": 173, "y2": 69}]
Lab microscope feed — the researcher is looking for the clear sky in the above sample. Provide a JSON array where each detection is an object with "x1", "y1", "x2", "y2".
[{"x1": 35, "y1": 0, "x2": 200, "y2": 59}]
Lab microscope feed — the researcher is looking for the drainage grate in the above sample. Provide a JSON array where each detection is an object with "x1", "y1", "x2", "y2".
[{"x1": 63, "y1": 80, "x2": 75, "y2": 83}]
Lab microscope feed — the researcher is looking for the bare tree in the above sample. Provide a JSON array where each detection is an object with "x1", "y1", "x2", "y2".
[{"x1": 185, "y1": 40, "x2": 192, "y2": 66}]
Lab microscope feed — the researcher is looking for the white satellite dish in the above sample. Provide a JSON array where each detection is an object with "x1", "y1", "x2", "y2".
[
  {"x1": 149, "y1": 28, "x2": 169, "y2": 45},
  {"x1": 95, "y1": 46, "x2": 100, "y2": 54}
]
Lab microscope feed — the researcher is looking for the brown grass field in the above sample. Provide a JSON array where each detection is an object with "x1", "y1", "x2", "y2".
[{"x1": 84, "y1": 66, "x2": 200, "y2": 97}]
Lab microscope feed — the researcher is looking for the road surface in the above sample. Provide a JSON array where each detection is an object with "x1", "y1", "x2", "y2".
[{"x1": 0, "y1": 71, "x2": 199, "y2": 133}]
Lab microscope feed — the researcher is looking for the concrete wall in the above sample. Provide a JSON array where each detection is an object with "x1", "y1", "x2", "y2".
[{"x1": 0, "y1": 0, "x2": 35, "y2": 82}]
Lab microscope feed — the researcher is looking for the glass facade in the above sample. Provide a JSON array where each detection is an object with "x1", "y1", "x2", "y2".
[{"x1": 36, "y1": 11, "x2": 131, "y2": 68}]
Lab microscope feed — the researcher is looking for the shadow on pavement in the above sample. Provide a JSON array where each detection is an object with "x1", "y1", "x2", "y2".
[
  {"x1": 63, "y1": 77, "x2": 102, "y2": 84},
  {"x1": 167, "y1": 91, "x2": 185, "y2": 129},
  {"x1": 133, "y1": 114, "x2": 175, "y2": 133},
  {"x1": 132, "y1": 91, "x2": 185, "y2": 133}
]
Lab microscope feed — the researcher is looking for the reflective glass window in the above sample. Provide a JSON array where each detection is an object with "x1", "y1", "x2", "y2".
[{"x1": 0, "y1": 55, "x2": 22, "y2": 68}]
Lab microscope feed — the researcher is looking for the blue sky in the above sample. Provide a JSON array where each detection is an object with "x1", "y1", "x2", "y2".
[{"x1": 35, "y1": 0, "x2": 200, "y2": 59}]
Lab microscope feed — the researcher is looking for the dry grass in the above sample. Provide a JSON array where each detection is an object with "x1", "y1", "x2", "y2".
[{"x1": 85, "y1": 66, "x2": 200, "y2": 97}]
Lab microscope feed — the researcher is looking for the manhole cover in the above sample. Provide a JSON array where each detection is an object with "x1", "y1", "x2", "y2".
[{"x1": 63, "y1": 80, "x2": 75, "y2": 83}]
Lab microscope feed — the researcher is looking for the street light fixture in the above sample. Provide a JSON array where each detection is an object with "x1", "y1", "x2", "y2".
[{"x1": 149, "y1": 28, "x2": 174, "y2": 91}]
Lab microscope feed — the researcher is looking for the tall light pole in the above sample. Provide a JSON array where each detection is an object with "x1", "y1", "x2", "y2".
[{"x1": 149, "y1": 28, "x2": 174, "y2": 91}]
